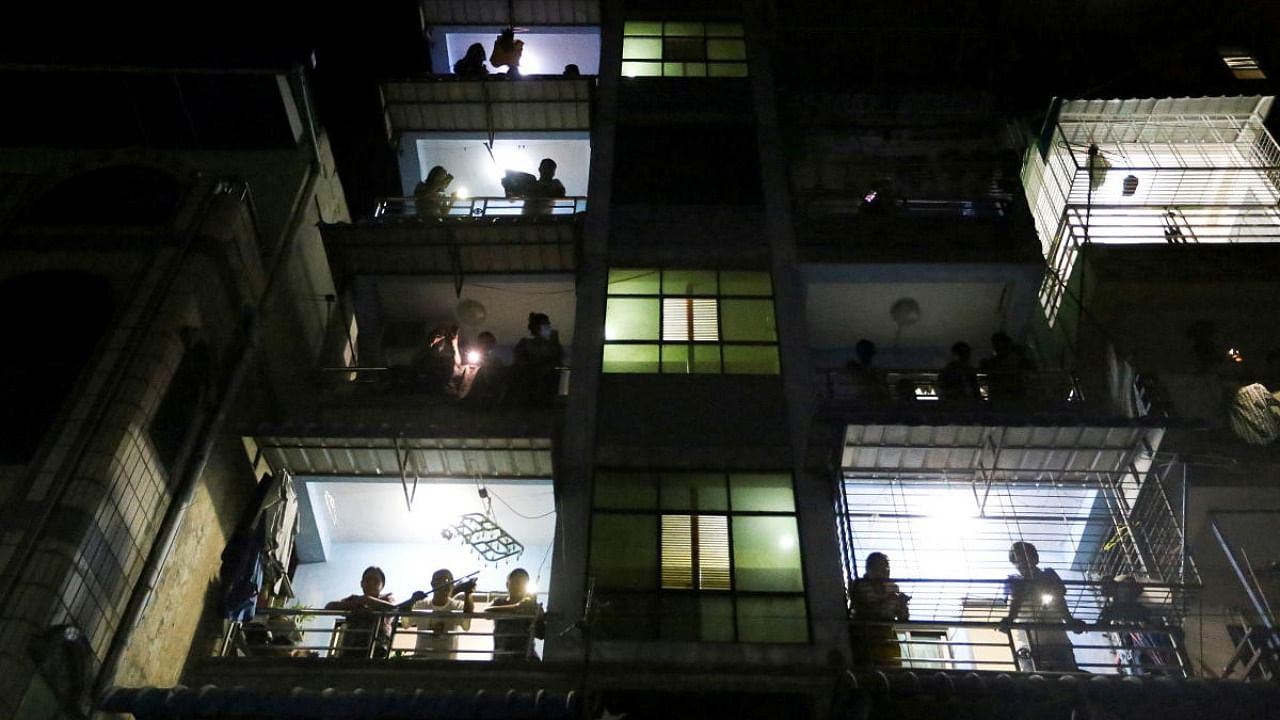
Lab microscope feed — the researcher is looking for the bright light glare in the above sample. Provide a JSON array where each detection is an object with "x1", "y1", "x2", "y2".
[
  {"x1": 779, "y1": 534, "x2": 796, "y2": 550},
  {"x1": 526, "y1": 580, "x2": 539, "y2": 594},
  {"x1": 456, "y1": 186, "x2": 469, "y2": 199},
  {"x1": 466, "y1": 350, "x2": 483, "y2": 364},
  {"x1": 490, "y1": 146, "x2": 531, "y2": 181},
  {"x1": 519, "y1": 49, "x2": 541, "y2": 75},
  {"x1": 1040, "y1": 593, "x2": 1055, "y2": 606}
]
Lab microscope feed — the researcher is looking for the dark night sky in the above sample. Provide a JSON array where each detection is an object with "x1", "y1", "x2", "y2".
[{"x1": 0, "y1": 3, "x2": 429, "y2": 214}]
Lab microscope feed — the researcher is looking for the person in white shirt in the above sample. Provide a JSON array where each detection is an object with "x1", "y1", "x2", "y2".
[{"x1": 411, "y1": 569, "x2": 475, "y2": 660}]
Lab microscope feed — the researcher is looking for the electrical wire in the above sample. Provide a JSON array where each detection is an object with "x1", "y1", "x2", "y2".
[{"x1": 487, "y1": 488, "x2": 557, "y2": 519}]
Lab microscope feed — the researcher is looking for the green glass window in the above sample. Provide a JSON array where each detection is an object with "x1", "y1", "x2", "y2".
[
  {"x1": 602, "y1": 344, "x2": 659, "y2": 373},
  {"x1": 722, "y1": 345, "x2": 780, "y2": 374},
  {"x1": 603, "y1": 269, "x2": 779, "y2": 375},
  {"x1": 589, "y1": 470, "x2": 807, "y2": 643},
  {"x1": 591, "y1": 514, "x2": 657, "y2": 590},
  {"x1": 622, "y1": 20, "x2": 748, "y2": 77},
  {"x1": 736, "y1": 596, "x2": 808, "y2": 643},
  {"x1": 604, "y1": 298, "x2": 659, "y2": 340},
  {"x1": 660, "y1": 472, "x2": 729, "y2": 511},
  {"x1": 729, "y1": 473, "x2": 795, "y2": 512},
  {"x1": 732, "y1": 516, "x2": 803, "y2": 592}
]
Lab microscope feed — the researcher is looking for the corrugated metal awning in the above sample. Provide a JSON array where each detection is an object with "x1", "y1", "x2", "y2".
[
  {"x1": 101, "y1": 685, "x2": 576, "y2": 719},
  {"x1": 842, "y1": 424, "x2": 1162, "y2": 481},
  {"x1": 1060, "y1": 95, "x2": 1273, "y2": 125},
  {"x1": 320, "y1": 219, "x2": 578, "y2": 279},
  {"x1": 382, "y1": 78, "x2": 591, "y2": 136},
  {"x1": 421, "y1": 0, "x2": 600, "y2": 25},
  {"x1": 248, "y1": 435, "x2": 554, "y2": 480}
]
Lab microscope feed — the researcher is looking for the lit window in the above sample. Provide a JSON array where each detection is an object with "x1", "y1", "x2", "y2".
[
  {"x1": 622, "y1": 21, "x2": 748, "y2": 78},
  {"x1": 590, "y1": 471, "x2": 807, "y2": 642},
  {"x1": 1220, "y1": 49, "x2": 1266, "y2": 80},
  {"x1": 603, "y1": 269, "x2": 779, "y2": 374}
]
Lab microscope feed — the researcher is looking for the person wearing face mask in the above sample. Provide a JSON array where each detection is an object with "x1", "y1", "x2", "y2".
[{"x1": 510, "y1": 312, "x2": 562, "y2": 407}]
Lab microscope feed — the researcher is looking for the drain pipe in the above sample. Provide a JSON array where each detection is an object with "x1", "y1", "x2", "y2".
[{"x1": 94, "y1": 165, "x2": 321, "y2": 697}]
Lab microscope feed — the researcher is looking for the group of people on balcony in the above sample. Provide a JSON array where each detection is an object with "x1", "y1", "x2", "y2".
[
  {"x1": 412, "y1": 157, "x2": 567, "y2": 218},
  {"x1": 323, "y1": 566, "x2": 544, "y2": 661},
  {"x1": 452, "y1": 33, "x2": 582, "y2": 78},
  {"x1": 845, "y1": 333, "x2": 1037, "y2": 406},
  {"x1": 391, "y1": 312, "x2": 562, "y2": 408},
  {"x1": 849, "y1": 542, "x2": 1169, "y2": 674}
]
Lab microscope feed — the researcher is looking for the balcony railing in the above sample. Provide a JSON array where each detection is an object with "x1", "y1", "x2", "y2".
[
  {"x1": 853, "y1": 620, "x2": 1188, "y2": 676},
  {"x1": 374, "y1": 196, "x2": 587, "y2": 220},
  {"x1": 816, "y1": 368, "x2": 1084, "y2": 411},
  {"x1": 218, "y1": 604, "x2": 542, "y2": 662},
  {"x1": 850, "y1": 577, "x2": 1192, "y2": 676}
]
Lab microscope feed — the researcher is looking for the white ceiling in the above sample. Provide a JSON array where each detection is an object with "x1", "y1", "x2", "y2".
[
  {"x1": 806, "y1": 280, "x2": 1010, "y2": 360},
  {"x1": 412, "y1": 137, "x2": 591, "y2": 197},
  {"x1": 374, "y1": 273, "x2": 577, "y2": 346},
  {"x1": 306, "y1": 479, "x2": 555, "y2": 546}
]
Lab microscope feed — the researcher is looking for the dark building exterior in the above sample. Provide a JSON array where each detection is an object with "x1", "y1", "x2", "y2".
[{"x1": 2, "y1": 1, "x2": 1280, "y2": 718}]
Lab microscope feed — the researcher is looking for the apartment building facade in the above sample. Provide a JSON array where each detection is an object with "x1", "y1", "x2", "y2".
[{"x1": 1, "y1": 1, "x2": 1279, "y2": 718}]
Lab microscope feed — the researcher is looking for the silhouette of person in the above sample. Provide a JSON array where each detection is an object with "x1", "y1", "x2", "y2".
[
  {"x1": 849, "y1": 552, "x2": 910, "y2": 666},
  {"x1": 454, "y1": 43, "x2": 490, "y2": 77},
  {"x1": 413, "y1": 165, "x2": 453, "y2": 218},
  {"x1": 846, "y1": 338, "x2": 889, "y2": 405},
  {"x1": 938, "y1": 341, "x2": 981, "y2": 402},
  {"x1": 998, "y1": 541, "x2": 1084, "y2": 672}
]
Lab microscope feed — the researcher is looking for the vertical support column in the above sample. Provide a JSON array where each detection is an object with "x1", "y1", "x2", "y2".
[
  {"x1": 745, "y1": 0, "x2": 850, "y2": 662},
  {"x1": 544, "y1": 0, "x2": 623, "y2": 662}
]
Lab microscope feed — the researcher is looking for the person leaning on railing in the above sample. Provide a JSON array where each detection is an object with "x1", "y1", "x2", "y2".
[
  {"x1": 410, "y1": 569, "x2": 476, "y2": 660},
  {"x1": 324, "y1": 566, "x2": 420, "y2": 658},
  {"x1": 849, "y1": 552, "x2": 910, "y2": 667},
  {"x1": 485, "y1": 568, "x2": 545, "y2": 662}
]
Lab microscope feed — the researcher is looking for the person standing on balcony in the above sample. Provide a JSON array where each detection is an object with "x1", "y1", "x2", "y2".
[
  {"x1": 411, "y1": 569, "x2": 476, "y2": 660},
  {"x1": 938, "y1": 341, "x2": 982, "y2": 402},
  {"x1": 981, "y1": 333, "x2": 1035, "y2": 405},
  {"x1": 324, "y1": 566, "x2": 406, "y2": 658},
  {"x1": 413, "y1": 165, "x2": 453, "y2": 218},
  {"x1": 521, "y1": 158, "x2": 567, "y2": 216},
  {"x1": 999, "y1": 541, "x2": 1084, "y2": 672},
  {"x1": 846, "y1": 339, "x2": 889, "y2": 406},
  {"x1": 410, "y1": 325, "x2": 461, "y2": 394},
  {"x1": 849, "y1": 552, "x2": 910, "y2": 666},
  {"x1": 485, "y1": 568, "x2": 545, "y2": 661},
  {"x1": 510, "y1": 313, "x2": 562, "y2": 406},
  {"x1": 454, "y1": 43, "x2": 490, "y2": 77}
]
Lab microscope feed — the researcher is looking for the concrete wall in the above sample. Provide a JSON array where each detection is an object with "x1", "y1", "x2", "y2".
[{"x1": 0, "y1": 138, "x2": 348, "y2": 717}]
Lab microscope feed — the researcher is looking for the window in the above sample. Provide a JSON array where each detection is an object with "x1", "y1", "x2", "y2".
[
  {"x1": 602, "y1": 269, "x2": 779, "y2": 375},
  {"x1": 589, "y1": 471, "x2": 808, "y2": 643},
  {"x1": 622, "y1": 21, "x2": 748, "y2": 78}
]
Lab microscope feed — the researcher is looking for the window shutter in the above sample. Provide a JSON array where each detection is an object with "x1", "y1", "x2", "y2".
[
  {"x1": 661, "y1": 515, "x2": 694, "y2": 589},
  {"x1": 697, "y1": 515, "x2": 731, "y2": 590},
  {"x1": 662, "y1": 298, "x2": 719, "y2": 341}
]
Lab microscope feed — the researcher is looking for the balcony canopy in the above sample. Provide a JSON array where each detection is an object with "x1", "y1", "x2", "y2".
[{"x1": 382, "y1": 78, "x2": 591, "y2": 137}]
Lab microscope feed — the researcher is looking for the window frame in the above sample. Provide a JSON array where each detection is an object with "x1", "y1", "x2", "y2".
[
  {"x1": 622, "y1": 20, "x2": 749, "y2": 78},
  {"x1": 602, "y1": 268, "x2": 780, "y2": 375},
  {"x1": 588, "y1": 470, "x2": 810, "y2": 644}
]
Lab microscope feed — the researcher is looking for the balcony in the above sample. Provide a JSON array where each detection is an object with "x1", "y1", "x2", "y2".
[
  {"x1": 850, "y1": 578, "x2": 1190, "y2": 676},
  {"x1": 320, "y1": 199, "x2": 582, "y2": 279},
  {"x1": 215, "y1": 604, "x2": 543, "y2": 663},
  {"x1": 793, "y1": 194, "x2": 1041, "y2": 263},
  {"x1": 815, "y1": 368, "x2": 1109, "y2": 423}
]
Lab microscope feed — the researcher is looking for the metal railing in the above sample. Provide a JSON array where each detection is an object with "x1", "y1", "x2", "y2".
[
  {"x1": 318, "y1": 365, "x2": 571, "y2": 399},
  {"x1": 816, "y1": 368, "x2": 1083, "y2": 409},
  {"x1": 852, "y1": 619, "x2": 1188, "y2": 676},
  {"x1": 374, "y1": 196, "x2": 587, "y2": 220},
  {"x1": 217, "y1": 604, "x2": 542, "y2": 662}
]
